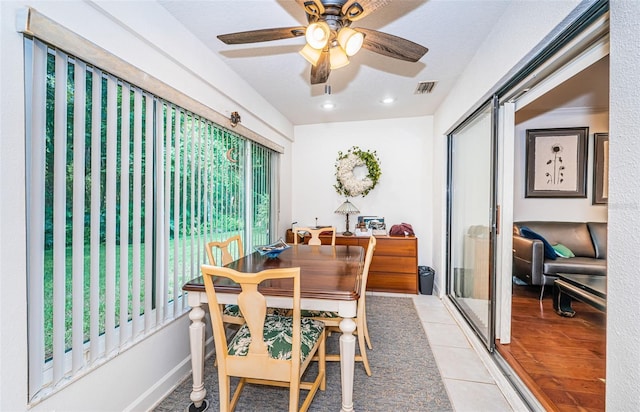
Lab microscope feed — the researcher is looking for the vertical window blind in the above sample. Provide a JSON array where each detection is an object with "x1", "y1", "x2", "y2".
[{"x1": 24, "y1": 37, "x2": 278, "y2": 401}]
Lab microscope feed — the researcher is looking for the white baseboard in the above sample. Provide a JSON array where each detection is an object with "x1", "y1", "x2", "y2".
[{"x1": 128, "y1": 336, "x2": 216, "y2": 412}]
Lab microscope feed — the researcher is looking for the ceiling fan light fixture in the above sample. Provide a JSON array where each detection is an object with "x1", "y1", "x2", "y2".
[
  {"x1": 337, "y1": 27, "x2": 364, "y2": 56},
  {"x1": 305, "y1": 21, "x2": 330, "y2": 49},
  {"x1": 299, "y1": 44, "x2": 323, "y2": 66},
  {"x1": 329, "y1": 46, "x2": 349, "y2": 69}
]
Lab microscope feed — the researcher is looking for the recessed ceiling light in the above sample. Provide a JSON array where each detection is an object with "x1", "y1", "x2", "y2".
[
  {"x1": 321, "y1": 102, "x2": 335, "y2": 110},
  {"x1": 381, "y1": 97, "x2": 395, "y2": 104}
]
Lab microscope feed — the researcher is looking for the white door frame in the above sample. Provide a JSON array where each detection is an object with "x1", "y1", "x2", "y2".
[
  {"x1": 493, "y1": 19, "x2": 609, "y2": 345},
  {"x1": 495, "y1": 102, "x2": 515, "y2": 343}
]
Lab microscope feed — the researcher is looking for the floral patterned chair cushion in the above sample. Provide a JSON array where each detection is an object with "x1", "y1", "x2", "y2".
[
  {"x1": 223, "y1": 305, "x2": 290, "y2": 317},
  {"x1": 228, "y1": 314, "x2": 324, "y2": 362},
  {"x1": 223, "y1": 304, "x2": 242, "y2": 317},
  {"x1": 300, "y1": 309, "x2": 340, "y2": 318}
]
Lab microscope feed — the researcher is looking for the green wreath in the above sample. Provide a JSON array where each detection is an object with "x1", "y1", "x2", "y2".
[{"x1": 334, "y1": 146, "x2": 381, "y2": 198}]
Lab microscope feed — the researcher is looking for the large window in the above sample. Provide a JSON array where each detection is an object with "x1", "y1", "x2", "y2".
[{"x1": 24, "y1": 37, "x2": 277, "y2": 401}]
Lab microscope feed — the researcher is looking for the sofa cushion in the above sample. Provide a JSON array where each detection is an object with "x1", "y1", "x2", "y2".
[
  {"x1": 552, "y1": 243, "x2": 575, "y2": 258},
  {"x1": 588, "y1": 222, "x2": 608, "y2": 259},
  {"x1": 519, "y1": 226, "x2": 557, "y2": 260},
  {"x1": 543, "y1": 257, "x2": 607, "y2": 276},
  {"x1": 516, "y1": 222, "x2": 596, "y2": 258}
]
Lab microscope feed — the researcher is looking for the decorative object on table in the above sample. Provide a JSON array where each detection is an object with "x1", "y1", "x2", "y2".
[
  {"x1": 355, "y1": 227, "x2": 372, "y2": 237},
  {"x1": 368, "y1": 219, "x2": 387, "y2": 236},
  {"x1": 389, "y1": 223, "x2": 415, "y2": 237},
  {"x1": 525, "y1": 127, "x2": 588, "y2": 198},
  {"x1": 593, "y1": 132, "x2": 609, "y2": 205},
  {"x1": 369, "y1": 220, "x2": 386, "y2": 230},
  {"x1": 372, "y1": 228, "x2": 388, "y2": 236},
  {"x1": 254, "y1": 238, "x2": 291, "y2": 258},
  {"x1": 354, "y1": 221, "x2": 371, "y2": 236},
  {"x1": 335, "y1": 199, "x2": 360, "y2": 236},
  {"x1": 358, "y1": 215, "x2": 385, "y2": 228},
  {"x1": 334, "y1": 146, "x2": 381, "y2": 198}
]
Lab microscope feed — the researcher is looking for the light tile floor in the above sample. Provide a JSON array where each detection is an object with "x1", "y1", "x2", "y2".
[{"x1": 370, "y1": 292, "x2": 528, "y2": 412}]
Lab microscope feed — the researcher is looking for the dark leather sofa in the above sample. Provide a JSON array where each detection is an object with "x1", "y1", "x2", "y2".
[{"x1": 512, "y1": 221, "x2": 607, "y2": 290}]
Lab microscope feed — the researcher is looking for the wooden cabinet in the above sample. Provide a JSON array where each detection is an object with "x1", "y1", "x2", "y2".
[
  {"x1": 366, "y1": 236, "x2": 418, "y2": 294},
  {"x1": 285, "y1": 230, "x2": 418, "y2": 294}
]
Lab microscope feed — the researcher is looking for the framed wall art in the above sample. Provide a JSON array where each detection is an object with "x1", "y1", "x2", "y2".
[
  {"x1": 593, "y1": 133, "x2": 609, "y2": 204},
  {"x1": 525, "y1": 127, "x2": 589, "y2": 198}
]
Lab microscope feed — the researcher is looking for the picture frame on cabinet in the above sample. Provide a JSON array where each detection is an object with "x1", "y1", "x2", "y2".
[{"x1": 357, "y1": 216, "x2": 384, "y2": 229}]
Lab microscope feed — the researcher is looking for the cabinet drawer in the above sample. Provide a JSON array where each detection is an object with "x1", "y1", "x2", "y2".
[
  {"x1": 367, "y1": 271, "x2": 418, "y2": 294},
  {"x1": 371, "y1": 255, "x2": 417, "y2": 273},
  {"x1": 374, "y1": 238, "x2": 417, "y2": 256},
  {"x1": 331, "y1": 236, "x2": 360, "y2": 246}
]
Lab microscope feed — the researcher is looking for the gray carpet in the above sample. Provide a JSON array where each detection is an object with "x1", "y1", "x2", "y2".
[{"x1": 154, "y1": 296, "x2": 453, "y2": 411}]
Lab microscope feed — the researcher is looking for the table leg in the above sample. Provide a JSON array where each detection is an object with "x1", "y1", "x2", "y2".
[
  {"x1": 188, "y1": 303, "x2": 209, "y2": 412},
  {"x1": 553, "y1": 283, "x2": 576, "y2": 317},
  {"x1": 339, "y1": 316, "x2": 357, "y2": 412}
]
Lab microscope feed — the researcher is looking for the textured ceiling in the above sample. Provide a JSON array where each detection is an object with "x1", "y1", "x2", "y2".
[
  {"x1": 158, "y1": 0, "x2": 512, "y2": 125},
  {"x1": 158, "y1": 0, "x2": 608, "y2": 126}
]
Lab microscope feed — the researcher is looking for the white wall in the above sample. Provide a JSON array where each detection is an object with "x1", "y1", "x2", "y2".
[
  {"x1": 430, "y1": 0, "x2": 640, "y2": 408},
  {"x1": 513, "y1": 108, "x2": 608, "y2": 222},
  {"x1": 607, "y1": 1, "x2": 640, "y2": 409},
  {"x1": 292, "y1": 117, "x2": 434, "y2": 267},
  {"x1": 431, "y1": 0, "x2": 586, "y2": 295},
  {"x1": 0, "y1": 1, "x2": 294, "y2": 410}
]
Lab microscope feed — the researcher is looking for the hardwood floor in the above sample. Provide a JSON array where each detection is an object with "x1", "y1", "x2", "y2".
[{"x1": 496, "y1": 283, "x2": 606, "y2": 412}]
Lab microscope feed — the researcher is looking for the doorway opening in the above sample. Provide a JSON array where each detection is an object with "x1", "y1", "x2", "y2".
[{"x1": 445, "y1": 2, "x2": 609, "y2": 410}]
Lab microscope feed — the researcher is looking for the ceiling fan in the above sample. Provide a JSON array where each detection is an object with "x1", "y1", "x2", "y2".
[{"x1": 217, "y1": 0, "x2": 428, "y2": 85}]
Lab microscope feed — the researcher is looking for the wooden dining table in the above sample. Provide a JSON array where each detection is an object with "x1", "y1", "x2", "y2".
[{"x1": 182, "y1": 244, "x2": 365, "y2": 412}]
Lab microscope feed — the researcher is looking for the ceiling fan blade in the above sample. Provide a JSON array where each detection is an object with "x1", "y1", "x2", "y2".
[
  {"x1": 310, "y1": 49, "x2": 330, "y2": 84},
  {"x1": 342, "y1": 0, "x2": 391, "y2": 21},
  {"x1": 357, "y1": 28, "x2": 428, "y2": 62},
  {"x1": 295, "y1": 0, "x2": 325, "y2": 17},
  {"x1": 217, "y1": 27, "x2": 306, "y2": 45}
]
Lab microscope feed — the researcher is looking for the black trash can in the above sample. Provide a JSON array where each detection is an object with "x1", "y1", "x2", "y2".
[{"x1": 418, "y1": 266, "x2": 434, "y2": 295}]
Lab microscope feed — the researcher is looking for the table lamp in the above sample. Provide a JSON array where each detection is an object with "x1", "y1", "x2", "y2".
[{"x1": 335, "y1": 199, "x2": 360, "y2": 236}]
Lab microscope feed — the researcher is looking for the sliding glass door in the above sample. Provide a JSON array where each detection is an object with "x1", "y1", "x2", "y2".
[{"x1": 447, "y1": 96, "x2": 498, "y2": 350}]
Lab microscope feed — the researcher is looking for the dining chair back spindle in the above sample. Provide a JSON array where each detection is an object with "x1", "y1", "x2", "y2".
[
  {"x1": 206, "y1": 235, "x2": 244, "y2": 267},
  {"x1": 293, "y1": 227, "x2": 336, "y2": 246},
  {"x1": 201, "y1": 265, "x2": 326, "y2": 412},
  {"x1": 206, "y1": 235, "x2": 246, "y2": 326}
]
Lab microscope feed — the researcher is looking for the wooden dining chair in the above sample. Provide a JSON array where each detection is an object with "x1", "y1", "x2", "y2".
[
  {"x1": 206, "y1": 235, "x2": 246, "y2": 326},
  {"x1": 302, "y1": 235, "x2": 376, "y2": 376},
  {"x1": 293, "y1": 226, "x2": 336, "y2": 246},
  {"x1": 206, "y1": 235, "x2": 290, "y2": 326},
  {"x1": 201, "y1": 265, "x2": 326, "y2": 412},
  {"x1": 206, "y1": 235, "x2": 244, "y2": 267}
]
